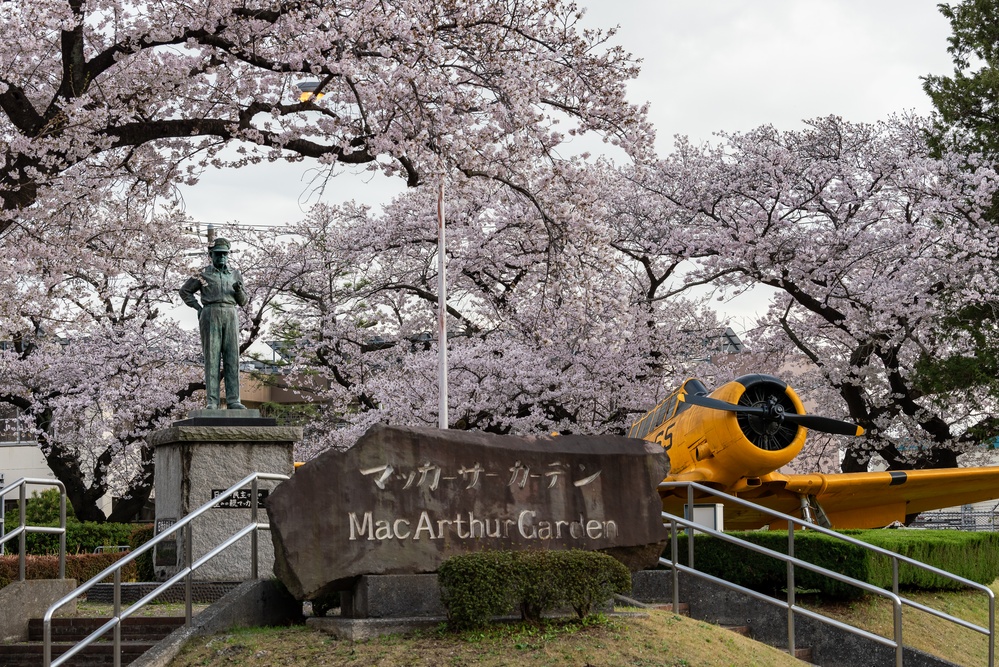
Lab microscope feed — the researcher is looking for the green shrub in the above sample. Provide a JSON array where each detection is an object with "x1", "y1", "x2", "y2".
[
  {"x1": 0, "y1": 552, "x2": 138, "y2": 588},
  {"x1": 551, "y1": 551, "x2": 632, "y2": 617},
  {"x1": 671, "y1": 531, "x2": 870, "y2": 598},
  {"x1": 22, "y1": 521, "x2": 137, "y2": 555},
  {"x1": 128, "y1": 525, "x2": 155, "y2": 582},
  {"x1": 438, "y1": 549, "x2": 631, "y2": 629},
  {"x1": 664, "y1": 529, "x2": 999, "y2": 600},
  {"x1": 513, "y1": 551, "x2": 565, "y2": 622},
  {"x1": 439, "y1": 550, "x2": 518, "y2": 629},
  {"x1": 23, "y1": 488, "x2": 76, "y2": 524}
]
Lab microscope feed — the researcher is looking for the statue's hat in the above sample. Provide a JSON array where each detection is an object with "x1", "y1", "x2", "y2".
[{"x1": 209, "y1": 238, "x2": 231, "y2": 253}]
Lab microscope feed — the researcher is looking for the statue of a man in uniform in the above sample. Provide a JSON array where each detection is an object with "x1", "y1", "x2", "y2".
[{"x1": 180, "y1": 238, "x2": 249, "y2": 410}]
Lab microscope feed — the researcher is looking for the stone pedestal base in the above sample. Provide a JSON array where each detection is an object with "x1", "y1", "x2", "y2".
[
  {"x1": 150, "y1": 421, "x2": 300, "y2": 582},
  {"x1": 340, "y1": 574, "x2": 445, "y2": 619}
]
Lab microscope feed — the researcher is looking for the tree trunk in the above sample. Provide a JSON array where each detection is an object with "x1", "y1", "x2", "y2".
[{"x1": 107, "y1": 445, "x2": 155, "y2": 523}]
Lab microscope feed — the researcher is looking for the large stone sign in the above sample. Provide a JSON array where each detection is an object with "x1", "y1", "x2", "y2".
[{"x1": 267, "y1": 424, "x2": 669, "y2": 600}]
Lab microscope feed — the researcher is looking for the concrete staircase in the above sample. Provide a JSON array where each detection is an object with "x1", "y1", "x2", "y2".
[
  {"x1": 0, "y1": 616, "x2": 186, "y2": 666},
  {"x1": 0, "y1": 579, "x2": 303, "y2": 667},
  {"x1": 630, "y1": 572, "x2": 958, "y2": 667},
  {"x1": 720, "y1": 621, "x2": 814, "y2": 663},
  {"x1": 648, "y1": 599, "x2": 816, "y2": 663}
]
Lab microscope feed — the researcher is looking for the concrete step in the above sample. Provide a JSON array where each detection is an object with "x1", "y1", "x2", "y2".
[
  {"x1": 0, "y1": 616, "x2": 186, "y2": 667},
  {"x1": 0, "y1": 640, "x2": 158, "y2": 666},
  {"x1": 720, "y1": 624, "x2": 813, "y2": 662},
  {"x1": 27, "y1": 616, "x2": 186, "y2": 642},
  {"x1": 720, "y1": 624, "x2": 813, "y2": 663}
]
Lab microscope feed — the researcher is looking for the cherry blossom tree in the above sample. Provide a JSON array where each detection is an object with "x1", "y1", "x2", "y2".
[
  {"x1": 0, "y1": 324, "x2": 204, "y2": 521},
  {"x1": 0, "y1": 188, "x2": 212, "y2": 520},
  {"x1": 1, "y1": 0, "x2": 651, "y2": 235},
  {"x1": 628, "y1": 115, "x2": 999, "y2": 472},
  {"x1": 1, "y1": 0, "x2": 655, "y2": 519},
  {"x1": 242, "y1": 174, "x2": 722, "y2": 460}
]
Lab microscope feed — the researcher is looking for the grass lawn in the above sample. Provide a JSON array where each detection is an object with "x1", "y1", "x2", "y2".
[
  {"x1": 73, "y1": 581, "x2": 999, "y2": 666},
  {"x1": 167, "y1": 610, "x2": 805, "y2": 667}
]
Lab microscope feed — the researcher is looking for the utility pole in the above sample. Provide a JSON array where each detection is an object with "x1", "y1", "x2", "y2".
[
  {"x1": 437, "y1": 180, "x2": 448, "y2": 430},
  {"x1": 0, "y1": 472, "x2": 5, "y2": 555}
]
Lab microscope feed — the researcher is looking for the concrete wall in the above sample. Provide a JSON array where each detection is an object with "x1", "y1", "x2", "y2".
[
  {"x1": 0, "y1": 579, "x2": 77, "y2": 642},
  {"x1": 0, "y1": 443, "x2": 56, "y2": 486}
]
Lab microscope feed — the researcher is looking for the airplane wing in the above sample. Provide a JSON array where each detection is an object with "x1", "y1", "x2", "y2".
[{"x1": 661, "y1": 466, "x2": 999, "y2": 530}]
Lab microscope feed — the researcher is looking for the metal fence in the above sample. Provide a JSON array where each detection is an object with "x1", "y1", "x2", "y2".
[{"x1": 910, "y1": 507, "x2": 999, "y2": 531}]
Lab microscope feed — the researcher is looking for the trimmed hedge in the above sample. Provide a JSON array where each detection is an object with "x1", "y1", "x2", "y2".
[
  {"x1": 665, "y1": 529, "x2": 999, "y2": 599},
  {"x1": 439, "y1": 549, "x2": 631, "y2": 629},
  {"x1": 0, "y1": 552, "x2": 138, "y2": 588},
  {"x1": 846, "y1": 529, "x2": 999, "y2": 590},
  {"x1": 14, "y1": 522, "x2": 141, "y2": 555},
  {"x1": 11, "y1": 490, "x2": 152, "y2": 557}
]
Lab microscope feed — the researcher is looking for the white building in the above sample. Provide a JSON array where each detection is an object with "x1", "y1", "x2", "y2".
[{"x1": 0, "y1": 405, "x2": 61, "y2": 489}]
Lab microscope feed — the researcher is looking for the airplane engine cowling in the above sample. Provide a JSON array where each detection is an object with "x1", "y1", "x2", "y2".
[
  {"x1": 732, "y1": 374, "x2": 806, "y2": 453},
  {"x1": 691, "y1": 374, "x2": 810, "y2": 484}
]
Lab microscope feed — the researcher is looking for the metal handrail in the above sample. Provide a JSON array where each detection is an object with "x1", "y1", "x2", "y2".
[
  {"x1": 41, "y1": 471, "x2": 289, "y2": 667},
  {"x1": 0, "y1": 478, "x2": 66, "y2": 580},
  {"x1": 660, "y1": 481, "x2": 996, "y2": 667}
]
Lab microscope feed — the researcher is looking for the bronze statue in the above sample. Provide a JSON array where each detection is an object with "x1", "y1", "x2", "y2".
[{"x1": 180, "y1": 238, "x2": 248, "y2": 410}]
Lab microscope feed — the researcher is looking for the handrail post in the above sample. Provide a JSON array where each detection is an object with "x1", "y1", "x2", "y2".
[
  {"x1": 671, "y1": 520, "x2": 680, "y2": 612},
  {"x1": 185, "y1": 522, "x2": 193, "y2": 626},
  {"x1": 787, "y1": 526, "x2": 796, "y2": 658},
  {"x1": 43, "y1": 608, "x2": 52, "y2": 667},
  {"x1": 18, "y1": 483, "x2": 25, "y2": 581},
  {"x1": 686, "y1": 484, "x2": 695, "y2": 569},
  {"x1": 657, "y1": 480, "x2": 996, "y2": 667},
  {"x1": 251, "y1": 477, "x2": 259, "y2": 580},
  {"x1": 33, "y1": 471, "x2": 295, "y2": 667},
  {"x1": 113, "y1": 568, "x2": 122, "y2": 667},
  {"x1": 58, "y1": 490, "x2": 66, "y2": 579},
  {"x1": 990, "y1": 593, "x2": 995, "y2": 667},
  {"x1": 894, "y1": 598, "x2": 903, "y2": 667}
]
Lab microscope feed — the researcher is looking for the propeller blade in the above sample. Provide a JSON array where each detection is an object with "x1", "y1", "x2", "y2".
[
  {"x1": 679, "y1": 392, "x2": 865, "y2": 436},
  {"x1": 679, "y1": 393, "x2": 764, "y2": 414},
  {"x1": 782, "y1": 413, "x2": 865, "y2": 437}
]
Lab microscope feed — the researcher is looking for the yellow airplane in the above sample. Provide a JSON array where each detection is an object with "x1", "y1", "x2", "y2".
[{"x1": 631, "y1": 374, "x2": 999, "y2": 530}]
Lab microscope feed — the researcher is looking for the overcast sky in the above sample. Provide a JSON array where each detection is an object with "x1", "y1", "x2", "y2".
[
  {"x1": 174, "y1": 1, "x2": 958, "y2": 328},
  {"x1": 588, "y1": 0, "x2": 954, "y2": 148},
  {"x1": 178, "y1": 0, "x2": 956, "y2": 228}
]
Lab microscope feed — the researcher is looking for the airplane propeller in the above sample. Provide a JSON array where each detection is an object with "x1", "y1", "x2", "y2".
[{"x1": 680, "y1": 392, "x2": 864, "y2": 437}]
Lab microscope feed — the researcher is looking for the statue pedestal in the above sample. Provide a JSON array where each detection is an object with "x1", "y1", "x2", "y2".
[{"x1": 150, "y1": 414, "x2": 301, "y2": 582}]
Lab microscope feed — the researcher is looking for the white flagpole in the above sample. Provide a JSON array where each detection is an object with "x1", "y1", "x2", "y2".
[{"x1": 437, "y1": 180, "x2": 448, "y2": 429}]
